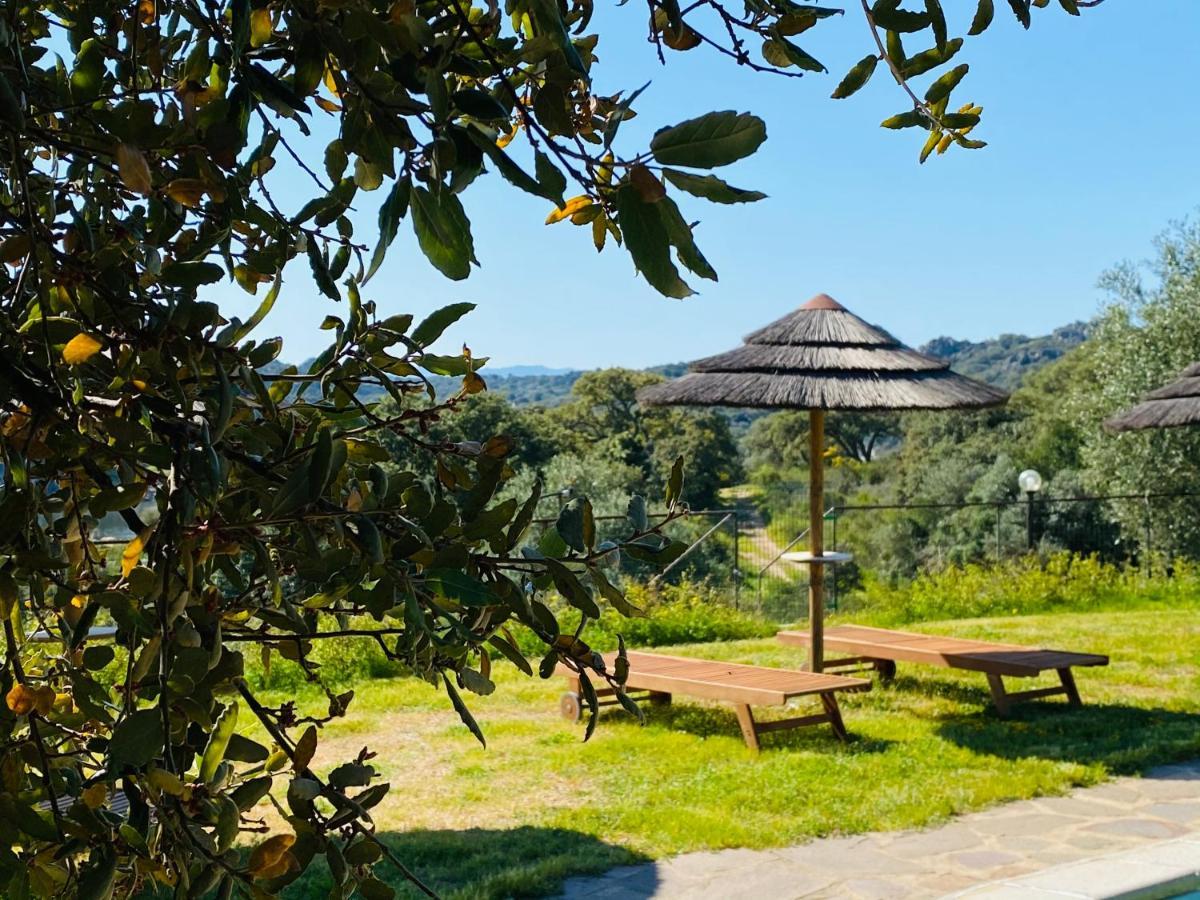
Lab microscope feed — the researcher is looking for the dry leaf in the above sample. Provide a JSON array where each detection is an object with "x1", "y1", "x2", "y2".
[
  {"x1": 165, "y1": 178, "x2": 206, "y2": 208},
  {"x1": 545, "y1": 195, "x2": 591, "y2": 225},
  {"x1": 121, "y1": 529, "x2": 153, "y2": 578},
  {"x1": 63, "y1": 332, "x2": 104, "y2": 365},
  {"x1": 116, "y1": 143, "x2": 152, "y2": 195},
  {"x1": 247, "y1": 833, "x2": 296, "y2": 875}
]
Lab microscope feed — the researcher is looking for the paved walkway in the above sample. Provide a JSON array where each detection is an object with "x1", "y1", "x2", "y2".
[{"x1": 558, "y1": 759, "x2": 1200, "y2": 899}]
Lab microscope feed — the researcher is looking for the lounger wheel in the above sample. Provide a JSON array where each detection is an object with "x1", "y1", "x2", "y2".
[{"x1": 560, "y1": 691, "x2": 582, "y2": 723}]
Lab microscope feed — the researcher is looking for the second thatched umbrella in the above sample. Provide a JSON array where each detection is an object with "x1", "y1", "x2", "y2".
[
  {"x1": 639, "y1": 293, "x2": 1008, "y2": 671},
  {"x1": 1104, "y1": 362, "x2": 1200, "y2": 431}
]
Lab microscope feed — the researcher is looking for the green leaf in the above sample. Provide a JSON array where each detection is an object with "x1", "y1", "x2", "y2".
[
  {"x1": 925, "y1": 0, "x2": 947, "y2": 50},
  {"x1": 969, "y1": 0, "x2": 995, "y2": 34},
  {"x1": 1058, "y1": 0, "x2": 1080, "y2": 14},
  {"x1": 658, "y1": 196, "x2": 717, "y2": 282},
  {"x1": 324, "y1": 139, "x2": 349, "y2": 183},
  {"x1": 307, "y1": 240, "x2": 340, "y2": 301},
  {"x1": 231, "y1": 272, "x2": 281, "y2": 342},
  {"x1": 412, "y1": 301, "x2": 475, "y2": 347},
  {"x1": 871, "y1": 0, "x2": 930, "y2": 32},
  {"x1": 924, "y1": 63, "x2": 969, "y2": 104},
  {"x1": 662, "y1": 169, "x2": 765, "y2": 204},
  {"x1": 410, "y1": 186, "x2": 476, "y2": 281},
  {"x1": 591, "y1": 565, "x2": 645, "y2": 618},
  {"x1": 507, "y1": 480, "x2": 543, "y2": 551},
  {"x1": 443, "y1": 674, "x2": 486, "y2": 747},
  {"x1": 365, "y1": 176, "x2": 412, "y2": 283},
  {"x1": 556, "y1": 497, "x2": 593, "y2": 553},
  {"x1": 761, "y1": 38, "x2": 825, "y2": 73},
  {"x1": 615, "y1": 185, "x2": 693, "y2": 299},
  {"x1": 1007, "y1": 0, "x2": 1031, "y2": 28},
  {"x1": 627, "y1": 494, "x2": 648, "y2": 533},
  {"x1": 199, "y1": 701, "x2": 239, "y2": 784},
  {"x1": 488, "y1": 633, "x2": 533, "y2": 676},
  {"x1": 463, "y1": 128, "x2": 561, "y2": 204},
  {"x1": 899, "y1": 38, "x2": 963, "y2": 78},
  {"x1": 649, "y1": 111, "x2": 767, "y2": 169},
  {"x1": 159, "y1": 261, "x2": 224, "y2": 288},
  {"x1": 109, "y1": 708, "x2": 163, "y2": 770},
  {"x1": 453, "y1": 89, "x2": 509, "y2": 121},
  {"x1": 534, "y1": 150, "x2": 567, "y2": 206},
  {"x1": 545, "y1": 559, "x2": 601, "y2": 618},
  {"x1": 666, "y1": 455, "x2": 685, "y2": 508},
  {"x1": 831, "y1": 54, "x2": 879, "y2": 99},
  {"x1": 881, "y1": 110, "x2": 928, "y2": 129}
]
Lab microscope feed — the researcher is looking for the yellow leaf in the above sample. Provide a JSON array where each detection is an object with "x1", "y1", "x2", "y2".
[
  {"x1": 247, "y1": 833, "x2": 296, "y2": 875},
  {"x1": 314, "y1": 96, "x2": 341, "y2": 113},
  {"x1": 81, "y1": 783, "x2": 108, "y2": 809},
  {"x1": 592, "y1": 216, "x2": 606, "y2": 252},
  {"x1": 463, "y1": 371, "x2": 487, "y2": 395},
  {"x1": 62, "y1": 332, "x2": 103, "y2": 365},
  {"x1": 116, "y1": 143, "x2": 152, "y2": 194},
  {"x1": 323, "y1": 66, "x2": 341, "y2": 99},
  {"x1": 6, "y1": 684, "x2": 36, "y2": 715},
  {"x1": 254, "y1": 851, "x2": 299, "y2": 880},
  {"x1": 165, "y1": 178, "x2": 206, "y2": 208},
  {"x1": 250, "y1": 8, "x2": 273, "y2": 46},
  {"x1": 545, "y1": 195, "x2": 591, "y2": 225},
  {"x1": 121, "y1": 529, "x2": 152, "y2": 578}
]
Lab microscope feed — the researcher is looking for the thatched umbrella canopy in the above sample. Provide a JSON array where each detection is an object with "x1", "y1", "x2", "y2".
[
  {"x1": 1105, "y1": 362, "x2": 1200, "y2": 431},
  {"x1": 639, "y1": 293, "x2": 1008, "y2": 671}
]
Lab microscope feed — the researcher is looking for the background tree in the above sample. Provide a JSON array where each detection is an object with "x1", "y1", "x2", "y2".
[{"x1": 0, "y1": 0, "x2": 1100, "y2": 896}]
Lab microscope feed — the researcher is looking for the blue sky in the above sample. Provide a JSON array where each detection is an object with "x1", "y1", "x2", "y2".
[{"x1": 218, "y1": 2, "x2": 1200, "y2": 370}]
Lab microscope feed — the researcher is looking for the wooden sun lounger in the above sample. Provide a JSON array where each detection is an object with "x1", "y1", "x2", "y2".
[
  {"x1": 557, "y1": 650, "x2": 870, "y2": 751},
  {"x1": 777, "y1": 625, "x2": 1109, "y2": 716}
]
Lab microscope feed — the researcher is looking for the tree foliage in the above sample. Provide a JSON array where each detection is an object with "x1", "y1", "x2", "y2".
[{"x1": 0, "y1": 0, "x2": 1096, "y2": 895}]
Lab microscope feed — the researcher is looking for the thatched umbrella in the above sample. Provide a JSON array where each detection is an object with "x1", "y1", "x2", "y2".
[
  {"x1": 1105, "y1": 362, "x2": 1200, "y2": 431},
  {"x1": 638, "y1": 293, "x2": 1008, "y2": 671}
]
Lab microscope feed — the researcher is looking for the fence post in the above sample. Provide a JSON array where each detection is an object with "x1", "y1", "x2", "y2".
[
  {"x1": 995, "y1": 504, "x2": 1002, "y2": 560},
  {"x1": 1143, "y1": 493, "x2": 1152, "y2": 577},
  {"x1": 732, "y1": 511, "x2": 740, "y2": 610}
]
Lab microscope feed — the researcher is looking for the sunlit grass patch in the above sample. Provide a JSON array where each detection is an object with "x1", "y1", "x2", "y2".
[{"x1": 265, "y1": 608, "x2": 1200, "y2": 899}]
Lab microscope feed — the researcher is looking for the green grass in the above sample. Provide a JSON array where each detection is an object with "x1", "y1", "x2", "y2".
[{"x1": 256, "y1": 607, "x2": 1200, "y2": 899}]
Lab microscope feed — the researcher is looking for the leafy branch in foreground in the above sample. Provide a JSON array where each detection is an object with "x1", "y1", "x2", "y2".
[{"x1": 0, "y1": 0, "x2": 1096, "y2": 894}]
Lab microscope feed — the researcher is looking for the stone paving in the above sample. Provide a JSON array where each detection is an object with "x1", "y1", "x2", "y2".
[{"x1": 557, "y1": 759, "x2": 1200, "y2": 899}]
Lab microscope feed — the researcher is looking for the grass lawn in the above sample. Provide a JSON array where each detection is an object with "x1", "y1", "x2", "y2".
[{"x1": 263, "y1": 608, "x2": 1200, "y2": 899}]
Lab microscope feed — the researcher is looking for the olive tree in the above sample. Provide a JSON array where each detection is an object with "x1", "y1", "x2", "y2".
[{"x1": 0, "y1": 0, "x2": 1101, "y2": 896}]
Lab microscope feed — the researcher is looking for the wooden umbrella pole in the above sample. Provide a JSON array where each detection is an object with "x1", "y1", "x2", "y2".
[{"x1": 808, "y1": 408, "x2": 825, "y2": 673}]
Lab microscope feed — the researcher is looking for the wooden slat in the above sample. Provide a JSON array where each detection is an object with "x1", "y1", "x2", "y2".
[
  {"x1": 778, "y1": 627, "x2": 1109, "y2": 678},
  {"x1": 565, "y1": 651, "x2": 870, "y2": 707}
]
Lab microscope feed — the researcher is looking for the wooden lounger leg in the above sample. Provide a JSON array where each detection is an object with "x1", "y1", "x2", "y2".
[
  {"x1": 1058, "y1": 667, "x2": 1082, "y2": 707},
  {"x1": 876, "y1": 659, "x2": 897, "y2": 683},
  {"x1": 986, "y1": 673, "x2": 1012, "y2": 717},
  {"x1": 820, "y1": 693, "x2": 849, "y2": 742},
  {"x1": 733, "y1": 704, "x2": 760, "y2": 752}
]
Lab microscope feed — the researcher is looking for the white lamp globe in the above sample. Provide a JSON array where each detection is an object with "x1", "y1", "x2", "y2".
[{"x1": 1017, "y1": 469, "x2": 1043, "y2": 494}]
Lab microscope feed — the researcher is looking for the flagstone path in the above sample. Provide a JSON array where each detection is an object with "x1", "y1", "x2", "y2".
[{"x1": 557, "y1": 759, "x2": 1200, "y2": 899}]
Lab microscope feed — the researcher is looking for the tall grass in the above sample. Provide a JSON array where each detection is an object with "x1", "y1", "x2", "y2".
[{"x1": 844, "y1": 552, "x2": 1200, "y2": 625}]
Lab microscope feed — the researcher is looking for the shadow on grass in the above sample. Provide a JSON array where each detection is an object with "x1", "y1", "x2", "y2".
[
  {"x1": 282, "y1": 826, "x2": 649, "y2": 900},
  {"x1": 623, "y1": 700, "x2": 894, "y2": 753},
  {"x1": 937, "y1": 702, "x2": 1200, "y2": 774}
]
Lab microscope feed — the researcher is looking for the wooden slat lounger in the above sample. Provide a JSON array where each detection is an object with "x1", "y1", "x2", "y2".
[
  {"x1": 558, "y1": 650, "x2": 870, "y2": 751},
  {"x1": 776, "y1": 625, "x2": 1109, "y2": 716}
]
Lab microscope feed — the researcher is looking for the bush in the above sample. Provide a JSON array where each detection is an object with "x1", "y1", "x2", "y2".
[
  {"x1": 514, "y1": 581, "x2": 774, "y2": 656},
  {"x1": 844, "y1": 552, "x2": 1200, "y2": 625}
]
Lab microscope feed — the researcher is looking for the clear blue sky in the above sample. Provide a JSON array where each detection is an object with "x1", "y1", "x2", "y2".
[{"x1": 218, "y1": 2, "x2": 1200, "y2": 370}]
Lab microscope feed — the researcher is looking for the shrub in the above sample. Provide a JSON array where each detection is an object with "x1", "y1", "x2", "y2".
[
  {"x1": 514, "y1": 581, "x2": 774, "y2": 656},
  {"x1": 844, "y1": 552, "x2": 1200, "y2": 625}
]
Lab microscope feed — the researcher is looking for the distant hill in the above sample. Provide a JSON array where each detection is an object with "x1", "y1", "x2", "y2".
[
  {"x1": 282, "y1": 324, "x2": 1087, "y2": 407},
  {"x1": 920, "y1": 322, "x2": 1088, "y2": 389}
]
